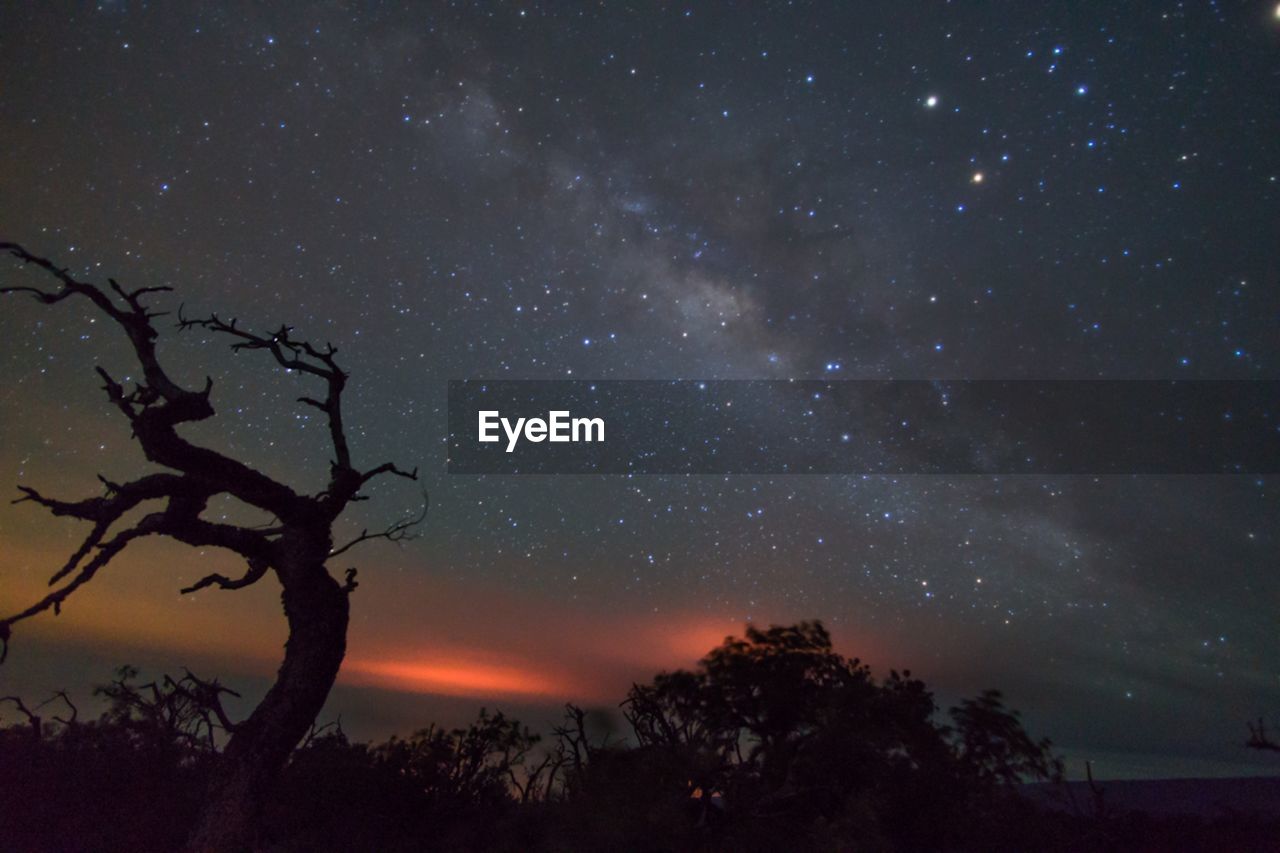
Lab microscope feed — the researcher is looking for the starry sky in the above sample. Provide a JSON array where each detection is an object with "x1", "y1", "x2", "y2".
[{"x1": 1, "y1": 2, "x2": 1278, "y2": 780}]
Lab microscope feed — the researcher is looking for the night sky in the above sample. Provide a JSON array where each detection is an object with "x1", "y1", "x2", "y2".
[{"x1": 1, "y1": 3, "x2": 1278, "y2": 780}]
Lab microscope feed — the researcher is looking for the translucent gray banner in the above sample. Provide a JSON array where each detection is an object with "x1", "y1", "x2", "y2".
[{"x1": 447, "y1": 380, "x2": 1279, "y2": 475}]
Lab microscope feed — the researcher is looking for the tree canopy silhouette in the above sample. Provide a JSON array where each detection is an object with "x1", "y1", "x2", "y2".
[
  {"x1": 5, "y1": 626, "x2": 1279, "y2": 851},
  {"x1": 0, "y1": 243, "x2": 422, "y2": 851},
  {"x1": 609, "y1": 621, "x2": 1063, "y2": 848}
]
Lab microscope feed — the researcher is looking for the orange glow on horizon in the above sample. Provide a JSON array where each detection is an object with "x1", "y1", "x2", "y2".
[
  {"x1": 3, "y1": 531, "x2": 903, "y2": 709},
  {"x1": 344, "y1": 657, "x2": 570, "y2": 700}
]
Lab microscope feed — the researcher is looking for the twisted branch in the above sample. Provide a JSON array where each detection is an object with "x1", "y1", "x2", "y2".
[
  {"x1": 166, "y1": 669, "x2": 242, "y2": 735},
  {"x1": 329, "y1": 490, "x2": 429, "y2": 558},
  {"x1": 177, "y1": 309, "x2": 353, "y2": 470},
  {"x1": 181, "y1": 557, "x2": 270, "y2": 595},
  {"x1": 0, "y1": 512, "x2": 165, "y2": 662}
]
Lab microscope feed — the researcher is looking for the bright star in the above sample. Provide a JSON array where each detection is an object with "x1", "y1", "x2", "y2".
[{"x1": 924, "y1": 94, "x2": 939, "y2": 108}]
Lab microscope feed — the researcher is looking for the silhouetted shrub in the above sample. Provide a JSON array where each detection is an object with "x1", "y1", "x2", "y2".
[{"x1": 3, "y1": 625, "x2": 1277, "y2": 851}]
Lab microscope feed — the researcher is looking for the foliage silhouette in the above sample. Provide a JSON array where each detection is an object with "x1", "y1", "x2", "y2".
[{"x1": 4, "y1": 622, "x2": 1276, "y2": 851}]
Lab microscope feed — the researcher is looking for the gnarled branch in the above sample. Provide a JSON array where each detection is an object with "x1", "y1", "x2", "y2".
[
  {"x1": 329, "y1": 490, "x2": 429, "y2": 559},
  {"x1": 166, "y1": 669, "x2": 242, "y2": 735},
  {"x1": 0, "y1": 512, "x2": 167, "y2": 662},
  {"x1": 181, "y1": 557, "x2": 270, "y2": 595},
  {"x1": 41, "y1": 689, "x2": 79, "y2": 726},
  {"x1": 15, "y1": 473, "x2": 193, "y2": 584},
  {"x1": 0, "y1": 695, "x2": 43, "y2": 737},
  {"x1": 360, "y1": 461, "x2": 419, "y2": 485},
  {"x1": 2, "y1": 242, "x2": 304, "y2": 520},
  {"x1": 177, "y1": 308, "x2": 353, "y2": 470}
]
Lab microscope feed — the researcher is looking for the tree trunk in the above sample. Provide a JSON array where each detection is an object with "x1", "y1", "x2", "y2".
[{"x1": 183, "y1": 554, "x2": 349, "y2": 852}]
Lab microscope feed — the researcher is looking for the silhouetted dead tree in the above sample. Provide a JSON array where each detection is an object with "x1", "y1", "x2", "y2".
[
  {"x1": 0, "y1": 242, "x2": 423, "y2": 851},
  {"x1": 1, "y1": 690, "x2": 79, "y2": 740},
  {"x1": 95, "y1": 665, "x2": 241, "y2": 753},
  {"x1": 0, "y1": 696, "x2": 44, "y2": 739}
]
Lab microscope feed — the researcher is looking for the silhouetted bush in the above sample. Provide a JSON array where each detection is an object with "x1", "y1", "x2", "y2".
[{"x1": 2, "y1": 624, "x2": 1277, "y2": 851}]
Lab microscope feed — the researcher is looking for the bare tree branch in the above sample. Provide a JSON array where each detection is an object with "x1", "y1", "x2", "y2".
[
  {"x1": 340, "y1": 567, "x2": 359, "y2": 594},
  {"x1": 181, "y1": 557, "x2": 271, "y2": 595},
  {"x1": 0, "y1": 695, "x2": 43, "y2": 737},
  {"x1": 1, "y1": 243, "x2": 130, "y2": 317},
  {"x1": 359, "y1": 461, "x2": 419, "y2": 485},
  {"x1": 2, "y1": 243, "x2": 305, "y2": 519},
  {"x1": 14, "y1": 474, "x2": 193, "y2": 584},
  {"x1": 300, "y1": 717, "x2": 345, "y2": 749},
  {"x1": 176, "y1": 308, "x2": 354, "y2": 470},
  {"x1": 168, "y1": 669, "x2": 242, "y2": 735},
  {"x1": 0, "y1": 513, "x2": 169, "y2": 662},
  {"x1": 37, "y1": 690, "x2": 79, "y2": 726},
  {"x1": 329, "y1": 490, "x2": 429, "y2": 559}
]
